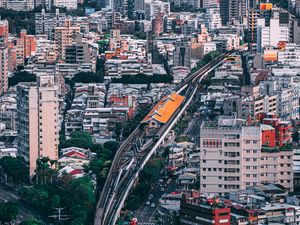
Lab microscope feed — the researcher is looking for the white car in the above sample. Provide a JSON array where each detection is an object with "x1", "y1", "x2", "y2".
[
  {"x1": 146, "y1": 201, "x2": 150, "y2": 205},
  {"x1": 150, "y1": 203, "x2": 156, "y2": 208}
]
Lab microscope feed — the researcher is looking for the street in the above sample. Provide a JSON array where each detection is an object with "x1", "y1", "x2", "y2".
[
  {"x1": 136, "y1": 176, "x2": 176, "y2": 224},
  {"x1": 0, "y1": 184, "x2": 47, "y2": 223}
]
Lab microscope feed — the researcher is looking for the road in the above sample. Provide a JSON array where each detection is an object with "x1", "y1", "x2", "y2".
[
  {"x1": 0, "y1": 184, "x2": 47, "y2": 223},
  {"x1": 136, "y1": 176, "x2": 176, "y2": 224}
]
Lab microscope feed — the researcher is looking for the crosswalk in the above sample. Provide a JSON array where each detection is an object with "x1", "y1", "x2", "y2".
[{"x1": 138, "y1": 222, "x2": 157, "y2": 225}]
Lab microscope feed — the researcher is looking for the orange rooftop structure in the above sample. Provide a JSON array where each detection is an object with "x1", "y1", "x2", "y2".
[{"x1": 142, "y1": 92, "x2": 185, "y2": 128}]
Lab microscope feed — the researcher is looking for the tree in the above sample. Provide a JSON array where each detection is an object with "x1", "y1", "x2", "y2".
[
  {"x1": 59, "y1": 131, "x2": 94, "y2": 149},
  {"x1": 0, "y1": 156, "x2": 29, "y2": 184},
  {"x1": 111, "y1": 73, "x2": 173, "y2": 84},
  {"x1": 66, "y1": 72, "x2": 104, "y2": 88},
  {"x1": 35, "y1": 157, "x2": 57, "y2": 185},
  {"x1": 0, "y1": 202, "x2": 19, "y2": 224},
  {"x1": 293, "y1": 131, "x2": 300, "y2": 143},
  {"x1": 8, "y1": 71, "x2": 36, "y2": 87},
  {"x1": 20, "y1": 217, "x2": 42, "y2": 225}
]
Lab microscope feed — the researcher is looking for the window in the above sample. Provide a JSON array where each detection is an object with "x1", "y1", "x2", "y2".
[
  {"x1": 219, "y1": 176, "x2": 222, "y2": 180},
  {"x1": 219, "y1": 160, "x2": 222, "y2": 163},
  {"x1": 246, "y1": 166, "x2": 250, "y2": 169},
  {"x1": 218, "y1": 185, "x2": 222, "y2": 188},
  {"x1": 203, "y1": 184, "x2": 206, "y2": 187},
  {"x1": 253, "y1": 174, "x2": 257, "y2": 178},
  {"x1": 213, "y1": 168, "x2": 217, "y2": 171},
  {"x1": 203, "y1": 160, "x2": 206, "y2": 163},
  {"x1": 208, "y1": 168, "x2": 211, "y2": 171},
  {"x1": 219, "y1": 168, "x2": 222, "y2": 171},
  {"x1": 203, "y1": 168, "x2": 206, "y2": 171},
  {"x1": 203, "y1": 176, "x2": 206, "y2": 179},
  {"x1": 246, "y1": 174, "x2": 250, "y2": 177}
]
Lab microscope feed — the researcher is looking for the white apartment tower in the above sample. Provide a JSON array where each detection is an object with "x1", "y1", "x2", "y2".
[{"x1": 17, "y1": 76, "x2": 59, "y2": 177}]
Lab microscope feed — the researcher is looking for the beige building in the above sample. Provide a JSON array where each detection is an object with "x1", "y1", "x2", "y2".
[
  {"x1": 261, "y1": 148, "x2": 293, "y2": 191},
  {"x1": 0, "y1": 20, "x2": 9, "y2": 95},
  {"x1": 200, "y1": 117, "x2": 293, "y2": 195},
  {"x1": 0, "y1": 47, "x2": 8, "y2": 95},
  {"x1": 17, "y1": 76, "x2": 59, "y2": 177},
  {"x1": 54, "y1": 18, "x2": 80, "y2": 60}
]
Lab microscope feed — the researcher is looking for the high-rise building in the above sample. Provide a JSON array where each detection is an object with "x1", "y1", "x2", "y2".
[
  {"x1": 35, "y1": 0, "x2": 52, "y2": 10},
  {"x1": 220, "y1": 0, "x2": 238, "y2": 25},
  {"x1": 174, "y1": 0, "x2": 201, "y2": 8},
  {"x1": 65, "y1": 35, "x2": 91, "y2": 64},
  {"x1": 17, "y1": 76, "x2": 59, "y2": 177},
  {"x1": 0, "y1": 20, "x2": 9, "y2": 95},
  {"x1": 256, "y1": 17, "x2": 289, "y2": 53},
  {"x1": 202, "y1": 0, "x2": 219, "y2": 8},
  {"x1": 173, "y1": 39, "x2": 191, "y2": 69},
  {"x1": 35, "y1": 9, "x2": 66, "y2": 39},
  {"x1": 54, "y1": 18, "x2": 80, "y2": 60},
  {"x1": 200, "y1": 117, "x2": 293, "y2": 195}
]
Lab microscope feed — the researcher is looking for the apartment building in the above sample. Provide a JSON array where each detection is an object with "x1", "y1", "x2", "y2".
[
  {"x1": 173, "y1": 39, "x2": 191, "y2": 69},
  {"x1": 0, "y1": 20, "x2": 9, "y2": 96},
  {"x1": 257, "y1": 17, "x2": 289, "y2": 53},
  {"x1": 0, "y1": 0, "x2": 34, "y2": 11},
  {"x1": 35, "y1": 9, "x2": 66, "y2": 39},
  {"x1": 54, "y1": 19, "x2": 80, "y2": 60},
  {"x1": 53, "y1": 0, "x2": 77, "y2": 9},
  {"x1": 17, "y1": 76, "x2": 59, "y2": 177},
  {"x1": 200, "y1": 117, "x2": 293, "y2": 195},
  {"x1": 261, "y1": 147, "x2": 293, "y2": 191}
]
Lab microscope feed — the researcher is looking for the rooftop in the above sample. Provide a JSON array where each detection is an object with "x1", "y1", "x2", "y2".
[{"x1": 142, "y1": 92, "x2": 185, "y2": 124}]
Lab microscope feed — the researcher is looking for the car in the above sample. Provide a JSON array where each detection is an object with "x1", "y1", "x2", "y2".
[
  {"x1": 148, "y1": 194, "x2": 153, "y2": 200},
  {"x1": 150, "y1": 203, "x2": 156, "y2": 208},
  {"x1": 160, "y1": 187, "x2": 165, "y2": 192},
  {"x1": 146, "y1": 201, "x2": 150, "y2": 205}
]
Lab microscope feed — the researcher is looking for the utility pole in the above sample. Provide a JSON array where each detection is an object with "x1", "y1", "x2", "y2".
[{"x1": 49, "y1": 207, "x2": 69, "y2": 222}]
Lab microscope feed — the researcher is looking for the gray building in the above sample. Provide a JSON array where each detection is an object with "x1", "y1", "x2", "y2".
[
  {"x1": 173, "y1": 39, "x2": 191, "y2": 69},
  {"x1": 35, "y1": 8, "x2": 66, "y2": 39}
]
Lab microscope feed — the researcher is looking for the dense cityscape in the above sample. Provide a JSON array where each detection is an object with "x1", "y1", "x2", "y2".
[{"x1": 1, "y1": 0, "x2": 300, "y2": 224}]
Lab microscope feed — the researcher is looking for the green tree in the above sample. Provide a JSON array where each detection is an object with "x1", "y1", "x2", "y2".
[
  {"x1": 35, "y1": 157, "x2": 57, "y2": 185},
  {"x1": 0, "y1": 202, "x2": 19, "y2": 224},
  {"x1": 0, "y1": 156, "x2": 29, "y2": 184},
  {"x1": 60, "y1": 131, "x2": 94, "y2": 149},
  {"x1": 20, "y1": 217, "x2": 42, "y2": 225},
  {"x1": 293, "y1": 131, "x2": 300, "y2": 143},
  {"x1": 8, "y1": 71, "x2": 36, "y2": 87},
  {"x1": 66, "y1": 72, "x2": 104, "y2": 88}
]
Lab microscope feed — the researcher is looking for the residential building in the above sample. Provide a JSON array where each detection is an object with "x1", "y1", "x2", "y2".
[
  {"x1": 200, "y1": 116, "x2": 294, "y2": 195},
  {"x1": 173, "y1": 39, "x2": 191, "y2": 69},
  {"x1": 54, "y1": 19, "x2": 81, "y2": 60},
  {"x1": 53, "y1": 0, "x2": 77, "y2": 9},
  {"x1": 180, "y1": 195, "x2": 231, "y2": 225},
  {"x1": 0, "y1": 20, "x2": 9, "y2": 95},
  {"x1": 35, "y1": 9, "x2": 66, "y2": 39},
  {"x1": 0, "y1": 0, "x2": 34, "y2": 11},
  {"x1": 17, "y1": 76, "x2": 59, "y2": 177}
]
